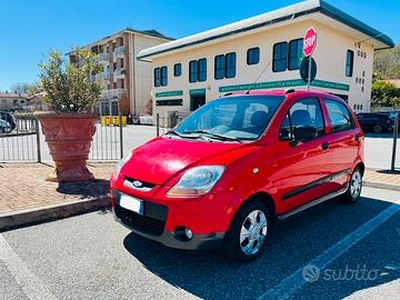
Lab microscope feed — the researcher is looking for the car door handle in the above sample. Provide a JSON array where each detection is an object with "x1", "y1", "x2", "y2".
[{"x1": 322, "y1": 142, "x2": 329, "y2": 150}]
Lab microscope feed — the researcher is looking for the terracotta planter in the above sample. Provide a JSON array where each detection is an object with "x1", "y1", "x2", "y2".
[{"x1": 37, "y1": 113, "x2": 97, "y2": 182}]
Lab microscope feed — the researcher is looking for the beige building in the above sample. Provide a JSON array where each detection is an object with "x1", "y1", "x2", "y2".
[
  {"x1": 138, "y1": 0, "x2": 394, "y2": 117},
  {"x1": 79, "y1": 28, "x2": 172, "y2": 117},
  {"x1": 0, "y1": 92, "x2": 28, "y2": 111}
]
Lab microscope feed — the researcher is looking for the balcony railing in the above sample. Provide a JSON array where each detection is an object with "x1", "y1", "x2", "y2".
[
  {"x1": 95, "y1": 71, "x2": 111, "y2": 81},
  {"x1": 97, "y1": 52, "x2": 109, "y2": 62},
  {"x1": 113, "y1": 68, "x2": 125, "y2": 77},
  {"x1": 100, "y1": 88, "x2": 127, "y2": 99},
  {"x1": 114, "y1": 46, "x2": 125, "y2": 56}
]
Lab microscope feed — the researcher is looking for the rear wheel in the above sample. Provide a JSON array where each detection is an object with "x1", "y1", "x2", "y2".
[
  {"x1": 344, "y1": 168, "x2": 363, "y2": 203},
  {"x1": 225, "y1": 201, "x2": 270, "y2": 262},
  {"x1": 373, "y1": 125, "x2": 382, "y2": 133}
]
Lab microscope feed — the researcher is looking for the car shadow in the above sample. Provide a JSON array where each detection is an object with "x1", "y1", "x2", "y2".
[
  {"x1": 123, "y1": 197, "x2": 399, "y2": 300},
  {"x1": 57, "y1": 179, "x2": 109, "y2": 199}
]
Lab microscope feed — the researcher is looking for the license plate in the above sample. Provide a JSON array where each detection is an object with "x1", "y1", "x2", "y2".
[{"x1": 119, "y1": 194, "x2": 143, "y2": 215}]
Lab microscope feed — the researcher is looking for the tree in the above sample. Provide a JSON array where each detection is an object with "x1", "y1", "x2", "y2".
[
  {"x1": 374, "y1": 45, "x2": 400, "y2": 79},
  {"x1": 371, "y1": 80, "x2": 400, "y2": 108},
  {"x1": 10, "y1": 82, "x2": 31, "y2": 94}
]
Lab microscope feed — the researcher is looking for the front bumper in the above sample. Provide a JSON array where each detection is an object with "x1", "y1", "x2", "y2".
[{"x1": 113, "y1": 199, "x2": 225, "y2": 250}]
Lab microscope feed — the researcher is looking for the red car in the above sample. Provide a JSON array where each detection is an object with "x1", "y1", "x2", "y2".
[{"x1": 110, "y1": 89, "x2": 364, "y2": 262}]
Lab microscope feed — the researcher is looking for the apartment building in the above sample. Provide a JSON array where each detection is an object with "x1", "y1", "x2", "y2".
[
  {"x1": 138, "y1": 0, "x2": 394, "y2": 117},
  {"x1": 80, "y1": 28, "x2": 172, "y2": 117}
]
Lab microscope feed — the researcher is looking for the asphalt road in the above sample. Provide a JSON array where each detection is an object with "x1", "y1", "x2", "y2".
[{"x1": 1, "y1": 186, "x2": 399, "y2": 300}]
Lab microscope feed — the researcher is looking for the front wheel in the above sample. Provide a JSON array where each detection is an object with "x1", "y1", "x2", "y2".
[
  {"x1": 344, "y1": 168, "x2": 363, "y2": 203},
  {"x1": 225, "y1": 201, "x2": 270, "y2": 262}
]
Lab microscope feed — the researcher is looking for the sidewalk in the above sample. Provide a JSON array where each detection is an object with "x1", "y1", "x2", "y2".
[
  {"x1": 0, "y1": 162, "x2": 399, "y2": 231},
  {"x1": 0, "y1": 162, "x2": 114, "y2": 231}
]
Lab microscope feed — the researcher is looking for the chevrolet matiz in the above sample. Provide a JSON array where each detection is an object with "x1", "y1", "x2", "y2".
[{"x1": 110, "y1": 89, "x2": 364, "y2": 262}]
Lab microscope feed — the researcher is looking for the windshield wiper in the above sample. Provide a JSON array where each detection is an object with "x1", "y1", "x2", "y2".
[
  {"x1": 183, "y1": 130, "x2": 243, "y2": 143},
  {"x1": 166, "y1": 129, "x2": 197, "y2": 139}
]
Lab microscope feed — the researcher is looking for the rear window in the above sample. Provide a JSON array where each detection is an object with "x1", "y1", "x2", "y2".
[{"x1": 324, "y1": 99, "x2": 354, "y2": 132}]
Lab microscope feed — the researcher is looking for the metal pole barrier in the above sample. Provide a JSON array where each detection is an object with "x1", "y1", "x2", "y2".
[
  {"x1": 156, "y1": 113, "x2": 160, "y2": 137},
  {"x1": 391, "y1": 113, "x2": 399, "y2": 172},
  {"x1": 35, "y1": 118, "x2": 42, "y2": 163},
  {"x1": 307, "y1": 55, "x2": 312, "y2": 90},
  {"x1": 119, "y1": 113, "x2": 124, "y2": 159}
]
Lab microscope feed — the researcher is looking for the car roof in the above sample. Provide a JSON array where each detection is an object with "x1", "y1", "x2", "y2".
[{"x1": 223, "y1": 89, "x2": 344, "y2": 101}]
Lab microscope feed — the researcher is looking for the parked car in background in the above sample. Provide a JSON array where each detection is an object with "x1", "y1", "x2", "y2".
[
  {"x1": 111, "y1": 89, "x2": 364, "y2": 262},
  {"x1": 0, "y1": 111, "x2": 16, "y2": 132},
  {"x1": 355, "y1": 112, "x2": 393, "y2": 133},
  {"x1": 0, "y1": 119, "x2": 12, "y2": 133}
]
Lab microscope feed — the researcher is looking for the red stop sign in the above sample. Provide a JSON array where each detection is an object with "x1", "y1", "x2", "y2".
[{"x1": 303, "y1": 27, "x2": 317, "y2": 57}]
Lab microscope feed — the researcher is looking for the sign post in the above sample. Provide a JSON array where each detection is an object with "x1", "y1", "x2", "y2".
[{"x1": 303, "y1": 27, "x2": 317, "y2": 90}]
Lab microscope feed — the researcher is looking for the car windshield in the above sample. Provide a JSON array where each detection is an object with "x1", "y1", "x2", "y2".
[{"x1": 171, "y1": 95, "x2": 284, "y2": 142}]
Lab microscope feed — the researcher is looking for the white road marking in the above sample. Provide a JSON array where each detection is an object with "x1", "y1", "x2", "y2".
[
  {"x1": 258, "y1": 203, "x2": 400, "y2": 300},
  {"x1": 0, "y1": 233, "x2": 57, "y2": 300}
]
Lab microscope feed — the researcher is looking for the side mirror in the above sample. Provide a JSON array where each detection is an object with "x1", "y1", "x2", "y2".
[{"x1": 293, "y1": 126, "x2": 318, "y2": 142}]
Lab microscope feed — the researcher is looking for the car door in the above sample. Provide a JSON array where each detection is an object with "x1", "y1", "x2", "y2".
[
  {"x1": 271, "y1": 97, "x2": 333, "y2": 213},
  {"x1": 323, "y1": 98, "x2": 362, "y2": 190}
]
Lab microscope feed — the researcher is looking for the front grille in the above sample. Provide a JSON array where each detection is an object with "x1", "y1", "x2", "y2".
[
  {"x1": 123, "y1": 176, "x2": 155, "y2": 192},
  {"x1": 114, "y1": 203, "x2": 166, "y2": 236}
]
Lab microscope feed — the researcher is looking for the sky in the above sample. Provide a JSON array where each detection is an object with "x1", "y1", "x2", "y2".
[{"x1": 0, "y1": 0, "x2": 398, "y2": 92}]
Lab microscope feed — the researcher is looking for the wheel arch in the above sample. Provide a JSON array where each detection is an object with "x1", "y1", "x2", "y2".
[
  {"x1": 354, "y1": 162, "x2": 365, "y2": 177},
  {"x1": 229, "y1": 192, "x2": 277, "y2": 229}
]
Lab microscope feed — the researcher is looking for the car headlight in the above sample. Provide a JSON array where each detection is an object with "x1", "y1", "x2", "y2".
[
  {"x1": 115, "y1": 153, "x2": 132, "y2": 174},
  {"x1": 167, "y1": 165, "x2": 225, "y2": 198}
]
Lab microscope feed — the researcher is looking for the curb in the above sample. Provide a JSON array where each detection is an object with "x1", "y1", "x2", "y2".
[
  {"x1": 0, "y1": 196, "x2": 111, "y2": 232},
  {"x1": 363, "y1": 180, "x2": 400, "y2": 192}
]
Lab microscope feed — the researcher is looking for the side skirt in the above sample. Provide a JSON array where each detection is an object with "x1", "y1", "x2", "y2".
[{"x1": 276, "y1": 185, "x2": 348, "y2": 221}]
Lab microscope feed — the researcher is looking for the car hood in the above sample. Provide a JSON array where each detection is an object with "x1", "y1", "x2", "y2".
[{"x1": 120, "y1": 137, "x2": 258, "y2": 185}]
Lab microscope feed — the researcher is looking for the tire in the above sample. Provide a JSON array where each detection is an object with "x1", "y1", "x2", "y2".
[
  {"x1": 225, "y1": 201, "x2": 270, "y2": 262},
  {"x1": 344, "y1": 168, "x2": 363, "y2": 203},
  {"x1": 373, "y1": 125, "x2": 382, "y2": 133},
  {"x1": 3, "y1": 127, "x2": 12, "y2": 134}
]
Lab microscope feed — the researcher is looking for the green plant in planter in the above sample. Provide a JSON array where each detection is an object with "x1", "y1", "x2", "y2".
[
  {"x1": 37, "y1": 47, "x2": 104, "y2": 182},
  {"x1": 38, "y1": 47, "x2": 103, "y2": 112}
]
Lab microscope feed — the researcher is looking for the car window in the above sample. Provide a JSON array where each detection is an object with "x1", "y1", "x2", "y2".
[
  {"x1": 324, "y1": 98, "x2": 354, "y2": 132},
  {"x1": 279, "y1": 97, "x2": 324, "y2": 140},
  {"x1": 175, "y1": 95, "x2": 284, "y2": 141}
]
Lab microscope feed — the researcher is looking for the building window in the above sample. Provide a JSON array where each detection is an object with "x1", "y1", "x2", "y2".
[
  {"x1": 214, "y1": 52, "x2": 236, "y2": 80},
  {"x1": 156, "y1": 99, "x2": 183, "y2": 106},
  {"x1": 247, "y1": 47, "x2": 260, "y2": 65},
  {"x1": 161, "y1": 66, "x2": 168, "y2": 86},
  {"x1": 346, "y1": 50, "x2": 354, "y2": 77},
  {"x1": 189, "y1": 59, "x2": 207, "y2": 83},
  {"x1": 215, "y1": 55, "x2": 225, "y2": 80},
  {"x1": 154, "y1": 66, "x2": 168, "y2": 87},
  {"x1": 198, "y1": 58, "x2": 207, "y2": 82},
  {"x1": 288, "y1": 39, "x2": 303, "y2": 70},
  {"x1": 273, "y1": 42, "x2": 288, "y2": 72},
  {"x1": 154, "y1": 68, "x2": 161, "y2": 87},
  {"x1": 189, "y1": 60, "x2": 198, "y2": 83},
  {"x1": 174, "y1": 63, "x2": 182, "y2": 77},
  {"x1": 226, "y1": 52, "x2": 236, "y2": 78}
]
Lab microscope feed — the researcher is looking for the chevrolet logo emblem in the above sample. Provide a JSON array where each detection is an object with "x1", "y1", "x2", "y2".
[{"x1": 132, "y1": 180, "x2": 143, "y2": 188}]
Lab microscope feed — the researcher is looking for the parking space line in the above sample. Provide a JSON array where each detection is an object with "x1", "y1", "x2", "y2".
[
  {"x1": 258, "y1": 204, "x2": 400, "y2": 300},
  {"x1": 0, "y1": 233, "x2": 57, "y2": 300}
]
